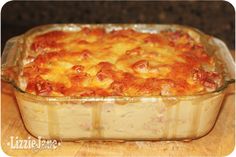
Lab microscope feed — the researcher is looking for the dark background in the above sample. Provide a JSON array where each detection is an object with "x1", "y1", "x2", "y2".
[{"x1": 1, "y1": 1, "x2": 235, "y2": 52}]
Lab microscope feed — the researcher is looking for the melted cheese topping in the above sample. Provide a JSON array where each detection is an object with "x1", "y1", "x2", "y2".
[{"x1": 22, "y1": 27, "x2": 222, "y2": 96}]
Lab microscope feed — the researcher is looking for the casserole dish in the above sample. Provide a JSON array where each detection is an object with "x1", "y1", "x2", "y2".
[{"x1": 1, "y1": 24, "x2": 235, "y2": 141}]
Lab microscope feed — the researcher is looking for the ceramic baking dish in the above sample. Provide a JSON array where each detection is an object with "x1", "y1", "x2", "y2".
[{"x1": 1, "y1": 24, "x2": 235, "y2": 141}]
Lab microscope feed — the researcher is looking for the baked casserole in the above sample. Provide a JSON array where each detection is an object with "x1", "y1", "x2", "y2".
[{"x1": 1, "y1": 24, "x2": 234, "y2": 141}]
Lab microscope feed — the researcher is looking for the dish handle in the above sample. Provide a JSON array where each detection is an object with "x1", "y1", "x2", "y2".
[
  {"x1": 1, "y1": 36, "x2": 22, "y2": 85},
  {"x1": 211, "y1": 38, "x2": 235, "y2": 93}
]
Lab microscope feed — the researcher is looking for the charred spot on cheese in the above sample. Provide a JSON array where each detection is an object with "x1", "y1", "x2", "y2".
[
  {"x1": 80, "y1": 50, "x2": 92, "y2": 59},
  {"x1": 144, "y1": 34, "x2": 166, "y2": 44},
  {"x1": 126, "y1": 47, "x2": 143, "y2": 56},
  {"x1": 31, "y1": 31, "x2": 66, "y2": 52},
  {"x1": 25, "y1": 76, "x2": 53, "y2": 96},
  {"x1": 192, "y1": 68, "x2": 222, "y2": 91},
  {"x1": 72, "y1": 65, "x2": 84, "y2": 73},
  {"x1": 132, "y1": 60, "x2": 149, "y2": 73},
  {"x1": 22, "y1": 27, "x2": 223, "y2": 96}
]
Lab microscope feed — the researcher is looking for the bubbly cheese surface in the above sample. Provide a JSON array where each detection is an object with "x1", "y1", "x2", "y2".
[{"x1": 22, "y1": 27, "x2": 222, "y2": 96}]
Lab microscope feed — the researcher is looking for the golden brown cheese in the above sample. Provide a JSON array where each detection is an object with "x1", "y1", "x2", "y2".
[{"x1": 22, "y1": 27, "x2": 222, "y2": 96}]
